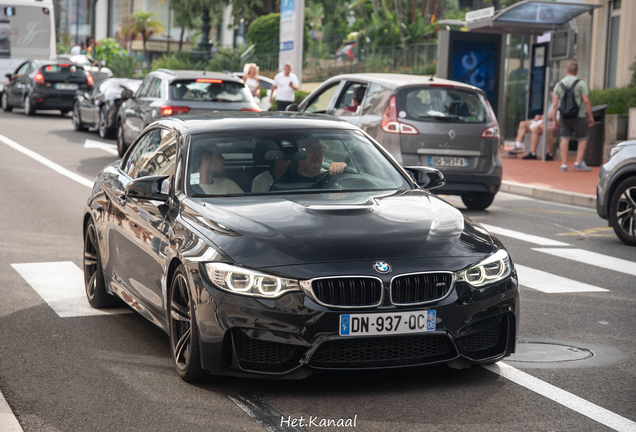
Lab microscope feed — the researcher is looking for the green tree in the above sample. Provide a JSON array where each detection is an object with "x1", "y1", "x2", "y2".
[
  {"x1": 94, "y1": 38, "x2": 128, "y2": 66},
  {"x1": 122, "y1": 10, "x2": 165, "y2": 62},
  {"x1": 168, "y1": 0, "x2": 201, "y2": 52},
  {"x1": 247, "y1": 13, "x2": 311, "y2": 55}
]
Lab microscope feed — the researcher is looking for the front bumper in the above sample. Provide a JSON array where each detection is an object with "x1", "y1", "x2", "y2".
[{"x1": 188, "y1": 261, "x2": 519, "y2": 378}]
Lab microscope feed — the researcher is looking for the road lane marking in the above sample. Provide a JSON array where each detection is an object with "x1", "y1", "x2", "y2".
[
  {"x1": 480, "y1": 224, "x2": 570, "y2": 246},
  {"x1": 84, "y1": 139, "x2": 118, "y2": 156},
  {"x1": 484, "y1": 362, "x2": 636, "y2": 432},
  {"x1": 228, "y1": 395, "x2": 303, "y2": 432},
  {"x1": 557, "y1": 227, "x2": 615, "y2": 237},
  {"x1": 515, "y1": 265, "x2": 609, "y2": 293},
  {"x1": 11, "y1": 262, "x2": 131, "y2": 318},
  {"x1": 0, "y1": 389, "x2": 23, "y2": 432},
  {"x1": 533, "y1": 248, "x2": 636, "y2": 277},
  {"x1": 0, "y1": 134, "x2": 93, "y2": 189}
]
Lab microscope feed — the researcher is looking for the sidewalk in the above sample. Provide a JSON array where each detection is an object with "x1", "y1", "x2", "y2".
[{"x1": 499, "y1": 145, "x2": 600, "y2": 209}]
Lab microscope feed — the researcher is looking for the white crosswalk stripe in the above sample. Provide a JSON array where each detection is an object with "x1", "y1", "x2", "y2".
[
  {"x1": 11, "y1": 262, "x2": 131, "y2": 318},
  {"x1": 515, "y1": 265, "x2": 609, "y2": 293},
  {"x1": 480, "y1": 224, "x2": 570, "y2": 246},
  {"x1": 533, "y1": 248, "x2": 636, "y2": 277}
]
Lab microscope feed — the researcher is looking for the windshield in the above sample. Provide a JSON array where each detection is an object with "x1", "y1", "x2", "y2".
[
  {"x1": 169, "y1": 79, "x2": 252, "y2": 102},
  {"x1": 0, "y1": 4, "x2": 52, "y2": 59},
  {"x1": 186, "y1": 130, "x2": 411, "y2": 197},
  {"x1": 397, "y1": 87, "x2": 487, "y2": 123}
]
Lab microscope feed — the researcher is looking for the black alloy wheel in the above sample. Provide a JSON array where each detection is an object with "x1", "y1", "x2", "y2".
[
  {"x1": 73, "y1": 102, "x2": 87, "y2": 131},
  {"x1": 461, "y1": 192, "x2": 496, "y2": 210},
  {"x1": 117, "y1": 121, "x2": 127, "y2": 157},
  {"x1": 610, "y1": 177, "x2": 636, "y2": 246},
  {"x1": 2, "y1": 92, "x2": 12, "y2": 112},
  {"x1": 169, "y1": 267, "x2": 208, "y2": 382},
  {"x1": 99, "y1": 105, "x2": 113, "y2": 139},
  {"x1": 84, "y1": 221, "x2": 117, "y2": 308},
  {"x1": 23, "y1": 96, "x2": 35, "y2": 116}
]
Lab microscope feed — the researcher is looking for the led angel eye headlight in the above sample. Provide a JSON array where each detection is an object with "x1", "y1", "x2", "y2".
[
  {"x1": 205, "y1": 263, "x2": 299, "y2": 298},
  {"x1": 457, "y1": 250, "x2": 511, "y2": 288}
]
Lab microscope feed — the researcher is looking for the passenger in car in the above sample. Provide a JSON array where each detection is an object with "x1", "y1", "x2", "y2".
[
  {"x1": 274, "y1": 139, "x2": 347, "y2": 185},
  {"x1": 191, "y1": 143, "x2": 244, "y2": 194}
]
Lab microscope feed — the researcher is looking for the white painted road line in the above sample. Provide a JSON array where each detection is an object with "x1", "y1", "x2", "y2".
[
  {"x1": 484, "y1": 362, "x2": 636, "y2": 432},
  {"x1": 0, "y1": 390, "x2": 23, "y2": 432},
  {"x1": 84, "y1": 139, "x2": 119, "y2": 156},
  {"x1": 515, "y1": 265, "x2": 609, "y2": 293},
  {"x1": 11, "y1": 262, "x2": 131, "y2": 318},
  {"x1": 0, "y1": 134, "x2": 93, "y2": 189},
  {"x1": 533, "y1": 248, "x2": 636, "y2": 277},
  {"x1": 228, "y1": 395, "x2": 303, "y2": 432},
  {"x1": 480, "y1": 224, "x2": 570, "y2": 246}
]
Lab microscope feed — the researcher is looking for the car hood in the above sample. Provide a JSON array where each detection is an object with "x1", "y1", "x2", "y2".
[{"x1": 182, "y1": 190, "x2": 496, "y2": 268}]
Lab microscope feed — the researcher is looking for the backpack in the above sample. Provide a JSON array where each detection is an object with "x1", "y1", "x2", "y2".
[{"x1": 558, "y1": 79, "x2": 580, "y2": 119}]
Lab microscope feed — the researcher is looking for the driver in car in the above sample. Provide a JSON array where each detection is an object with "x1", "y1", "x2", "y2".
[
  {"x1": 273, "y1": 139, "x2": 347, "y2": 186},
  {"x1": 191, "y1": 142, "x2": 244, "y2": 195}
]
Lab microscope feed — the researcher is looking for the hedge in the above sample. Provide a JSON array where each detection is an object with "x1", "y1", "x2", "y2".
[{"x1": 589, "y1": 86, "x2": 636, "y2": 115}]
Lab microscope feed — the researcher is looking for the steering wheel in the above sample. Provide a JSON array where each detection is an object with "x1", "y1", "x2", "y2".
[{"x1": 313, "y1": 170, "x2": 375, "y2": 190}]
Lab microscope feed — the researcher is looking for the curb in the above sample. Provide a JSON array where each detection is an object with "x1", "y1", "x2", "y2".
[{"x1": 500, "y1": 181, "x2": 597, "y2": 209}]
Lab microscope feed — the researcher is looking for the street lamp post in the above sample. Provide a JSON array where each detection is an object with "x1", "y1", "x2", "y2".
[{"x1": 191, "y1": 6, "x2": 212, "y2": 62}]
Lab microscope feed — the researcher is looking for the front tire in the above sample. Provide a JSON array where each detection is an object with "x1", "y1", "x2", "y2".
[
  {"x1": 169, "y1": 267, "x2": 208, "y2": 382},
  {"x1": 24, "y1": 96, "x2": 35, "y2": 116},
  {"x1": 461, "y1": 192, "x2": 496, "y2": 210},
  {"x1": 1, "y1": 92, "x2": 12, "y2": 112},
  {"x1": 117, "y1": 121, "x2": 128, "y2": 156},
  {"x1": 99, "y1": 105, "x2": 114, "y2": 139},
  {"x1": 73, "y1": 102, "x2": 88, "y2": 131},
  {"x1": 609, "y1": 177, "x2": 636, "y2": 246},
  {"x1": 84, "y1": 221, "x2": 118, "y2": 308}
]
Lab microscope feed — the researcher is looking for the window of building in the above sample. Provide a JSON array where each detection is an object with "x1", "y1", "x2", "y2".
[{"x1": 605, "y1": 0, "x2": 621, "y2": 88}]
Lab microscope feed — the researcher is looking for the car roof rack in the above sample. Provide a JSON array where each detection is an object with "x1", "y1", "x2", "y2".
[{"x1": 156, "y1": 68, "x2": 176, "y2": 75}]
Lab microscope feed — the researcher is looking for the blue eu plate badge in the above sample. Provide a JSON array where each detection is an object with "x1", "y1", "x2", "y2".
[
  {"x1": 426, "y1": 310, "x2": 436, "y2": 331},
  {"x1": 340, "y1": 314, "x2": 350, "y2": 335}
]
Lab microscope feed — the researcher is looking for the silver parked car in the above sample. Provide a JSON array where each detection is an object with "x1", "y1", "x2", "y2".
[
  {"x1": 289, "y1": 74, "x2": 502, "y2": 210},
  {"x1": 597, "y1": 140, "x2": 636, "y2": 246}
]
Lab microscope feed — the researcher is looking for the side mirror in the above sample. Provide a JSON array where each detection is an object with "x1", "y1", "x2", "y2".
[
  {"x1": 125, "y1": 175, "x2": 170, "y2": 201},
  {"x1": 404, "y1": 166, "x2": 446, "y2": 190},
  {"x1": 5, "y1": 73, "x2": 12, "y2": 79},
  {"x1": 121, "y1": 88, "x2": 133, "y2": 100},
  {"x1": 285, "y1": 103, "x2": 299, "y2": 112}
]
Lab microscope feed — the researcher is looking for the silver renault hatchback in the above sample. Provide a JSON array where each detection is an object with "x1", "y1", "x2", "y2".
[{"x1": 290, "y1": 74, "x2": 502, "y2": 210}]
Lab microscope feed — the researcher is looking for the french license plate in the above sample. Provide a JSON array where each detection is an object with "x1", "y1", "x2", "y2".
[
  {"x1": 56, "y1": 83, "x2": 78, "y2": 90},
  {"x1": 429, "y1": 156, "x2": 468, "y2": 167},
  {"x1": 339, "y1": 310, "x2": 436, "y2": 336}
]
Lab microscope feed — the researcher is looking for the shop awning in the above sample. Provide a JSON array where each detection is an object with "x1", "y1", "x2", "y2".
[{"x1": 466, "y1": 1, "x2": 602, "y2": 35}]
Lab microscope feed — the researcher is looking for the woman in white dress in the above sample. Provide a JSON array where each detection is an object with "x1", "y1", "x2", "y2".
[{"x1": 243, "y1": 63, "x2": 260, "y2": 103}]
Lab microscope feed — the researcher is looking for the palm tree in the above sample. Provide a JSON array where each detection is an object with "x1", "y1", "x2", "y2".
[{"x1": 122, "y1": 10, "x2": 165, "y2": 62}]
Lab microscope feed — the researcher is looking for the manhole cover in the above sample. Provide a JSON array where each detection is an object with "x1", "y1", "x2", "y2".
[
  {"x1": 503, "y1": 338, "x2": 628, "y2": 369},
  {"x1": 507, "y1": 342, "x2": 594, "y2": 364}
]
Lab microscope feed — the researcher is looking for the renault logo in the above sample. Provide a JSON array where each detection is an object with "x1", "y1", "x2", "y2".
[
  {"x1": 373, "y1": 261, "x2": 392, "y2": 274},
  {"x1": 448, "y1": 130, "x2": 456, "y2": 140}
]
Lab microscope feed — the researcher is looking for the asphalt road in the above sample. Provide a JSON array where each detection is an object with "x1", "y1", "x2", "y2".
[{"x1": 1, "y1": 109, "x2": 635, "y2": 432}]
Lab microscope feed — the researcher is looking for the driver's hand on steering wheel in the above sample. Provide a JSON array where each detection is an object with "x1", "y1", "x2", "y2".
[{"x1": 328, "y1": 162, "x2": 347, "y2": 176}]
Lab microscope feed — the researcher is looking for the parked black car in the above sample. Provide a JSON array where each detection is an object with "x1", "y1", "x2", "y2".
[
  {"x1": 597, "y1": 140, "x2": 636, "y2": 246},
  {"x1": 288, "y1": 74, "x2": 502, "y2": 210},
  {"x1": 73, "y1": 78, "x2": 142, "y2": 139},
  {"x1": 83, "y1": 112, "x2": 519, "y2": 382},
  {"x1": 115, "y1": 69, "x2": 259, "y2": 157},
  {"x1": 2, "y1": 59, "x2": 93, "y2": 116}
]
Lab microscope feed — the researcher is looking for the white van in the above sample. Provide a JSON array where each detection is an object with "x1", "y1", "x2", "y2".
[{"x1": 0, "y1": 0, "x2": 56, "y2": 94}]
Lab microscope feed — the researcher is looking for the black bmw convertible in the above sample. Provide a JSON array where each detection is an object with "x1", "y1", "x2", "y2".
[{"x1": 83, "y1": 112, "x2": 519, "y2": 382}]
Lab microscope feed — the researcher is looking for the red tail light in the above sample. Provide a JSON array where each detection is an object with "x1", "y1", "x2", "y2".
[
  {"x1": 241, "y1": 107, "x2": 261, "y2": 112},
  {"x1": 33, "y1": 70, "x2": 45, "y2": 85},
  {"x1": 196, "y1": 78, "x2": 223, "y2": 83},
  {"x1": 380, "y1": 95, "x2": 419, "y2": 135},
  {"x1": 58, "y1": 63, "x2": 70, "y2": 67},
  {"x1": 481, "y1": 100, "x2": 500, "y2": 139},
  {"x1": 160, "y1": 106, "x2": 190, "y2": 116},
  {"x1": 85, "y1": 71, "x2": 94, "y2": 87}
]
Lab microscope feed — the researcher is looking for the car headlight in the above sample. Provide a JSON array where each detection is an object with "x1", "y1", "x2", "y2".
[
  {"x1": 204, "y1": 263, "x2": 300, "y2": 298},
  {"x1": 456, "y1": 249, "x2": 512, "y2": 288},
  {"x1": 609, "y1": 146, "x2": 623, "y2": 160}
]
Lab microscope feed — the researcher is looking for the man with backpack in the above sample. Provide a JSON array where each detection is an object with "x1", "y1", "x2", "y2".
[{"x1": 549, "y1": 62, "x2": 595, "y2": 172}]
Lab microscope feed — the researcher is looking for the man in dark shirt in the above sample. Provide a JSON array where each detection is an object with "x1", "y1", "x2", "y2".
[{"x1": 274, "y1": 138, "x2": 347, "y2": 185}]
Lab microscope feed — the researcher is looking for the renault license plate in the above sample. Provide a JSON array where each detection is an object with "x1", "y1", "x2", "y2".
[
  {"x1": 429, "y1": 156, "x2": 468, "y2": 167},
  {"x1": 56, "y1": 83, "x2": 78, "y2": 90},
  {"x1": 339, "y1": 310, "x2": 436, "y2": 336}
]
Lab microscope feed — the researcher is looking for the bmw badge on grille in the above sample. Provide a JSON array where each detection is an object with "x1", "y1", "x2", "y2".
[{"x1": 374, "y1": 261, "x2": 392, "y2": 274}]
